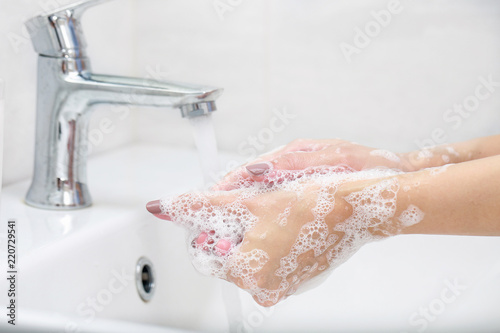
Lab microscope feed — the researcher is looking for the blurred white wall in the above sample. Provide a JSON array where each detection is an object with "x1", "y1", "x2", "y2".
[{"x1": 2, "y1": 0, "x2": 500, "y2": 186}]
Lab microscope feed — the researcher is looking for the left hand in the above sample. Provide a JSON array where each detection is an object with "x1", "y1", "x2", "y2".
[{"x1": 214, "y1": 138, "x2": 412, "y2": 191}]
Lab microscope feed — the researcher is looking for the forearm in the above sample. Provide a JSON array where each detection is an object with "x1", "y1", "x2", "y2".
[
  {"x1": 397, "y1": 154, "x2": 500, "y2": 236},
  {"x1": 404, "y1": 134, "x2": 500, "y2": 171}
]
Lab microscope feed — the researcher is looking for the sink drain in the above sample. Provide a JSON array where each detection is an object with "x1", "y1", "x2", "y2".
[{"x1": 135, "y1": 257, "x2": 155, "y2": 302}]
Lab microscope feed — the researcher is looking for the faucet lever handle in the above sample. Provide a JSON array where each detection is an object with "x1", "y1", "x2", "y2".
[{"x1": 25, "y1": 0, "x2": 113, "y2": 58}]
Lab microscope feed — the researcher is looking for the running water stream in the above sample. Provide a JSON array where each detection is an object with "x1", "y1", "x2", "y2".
[
  {"x1": 189, "y1": 114, "x2": 243, "y2": 332},
  {"x1": 189, "y1": 114, "x2": 220, "y2": 188}
]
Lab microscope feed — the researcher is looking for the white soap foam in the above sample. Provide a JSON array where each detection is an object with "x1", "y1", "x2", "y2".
[
  {"x1": 398, "y1": 204, "x2": 425, "y2": 227},
  {"x1": 429, "y1": 164, "x2": 450, "y2": 176},
  {"x1": 369, "y1": 149, "x2": 401, "y2": 163},
  {"x1": 277, "y1": 204, "x2": 292, "y2": 227},
  {"x1": 160, "y1": 165, "x2": 412, "y2": 305},
  {"x1": 445, "y1": 146, "x2": 460, "y2": 157},
  {"x1": 417, "y1": 149, "x2": 433, "y2": 159}
]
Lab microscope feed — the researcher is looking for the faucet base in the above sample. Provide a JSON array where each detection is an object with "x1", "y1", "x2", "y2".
[{"x1": 25, "y1": 180, "x2": 92, "y2": 210}]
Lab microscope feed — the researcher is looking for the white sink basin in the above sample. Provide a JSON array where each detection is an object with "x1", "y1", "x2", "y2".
[{"x1": 1, "y1": 144, "x2": 500, "y2": 332}]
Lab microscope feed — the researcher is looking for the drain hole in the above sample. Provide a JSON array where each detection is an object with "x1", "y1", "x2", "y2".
[
  {"x1": 142, "y1": 264, "x2": 153, "y2": 293},
  {"x1": 136, "y1": 257, "x2": 155, "y2": 302}
]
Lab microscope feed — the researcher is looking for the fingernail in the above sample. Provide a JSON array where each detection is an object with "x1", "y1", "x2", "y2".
[
  {"x1": 196, "y1": 232, "x2": 208, "y2": 245},
  {"x1": 214, "y1": 239, "x2": 232, "y2": 256},
  {"x1": 246, "y1": 162, "x2": 270, "y2": 176},
  {"x1": 146, "y1": 200, "x2": 161, "y2": 214}
]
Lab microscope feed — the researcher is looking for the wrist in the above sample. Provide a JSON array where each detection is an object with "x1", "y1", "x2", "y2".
[
  {"x1": 391, "y1": 172, "x2": 425, "y2": 235},
  {"x1": 334, "y1": 175, "x2": 411, "y2": 239},
  {"x1": 399, "y1": 151, "x2": 422, "y2": 172},
  {"x1": 403, "y1": 144, "x2": 465, "y2": 171}
]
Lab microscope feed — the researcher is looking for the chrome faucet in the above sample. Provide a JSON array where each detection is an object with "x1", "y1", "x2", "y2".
[{"x1": 24, "y1": 0, "x2": 223, "y2": 210}]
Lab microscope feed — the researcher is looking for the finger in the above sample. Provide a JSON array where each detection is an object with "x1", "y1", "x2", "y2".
[
  {"x1": 214, "y1": 239, "x2": 232, "y2": 256},
  {"x1": 214, "y1": 159, "x2": 274, "y2": 191},
  {"x1": 252, "y1": 295, "x2": 277, "y2": 308},
  {"x1": 217, "y1": 151, "x2": 345, "y2": 190},
  {"x1": 245, "y1": 150, "x2": 342, "y2": 183},
  {"x1": 147, "y1": 191, "x2": 242, "y2": 250},
  {"x1": 216, "y1": 146, "x2": 333, "y2": 190},
  {"x1": 261, "y1": 139, "x2": 335, "y2": 159},
  {"x1": 212, "y1": 167, "x2": 249, "y2": 191},
  {"x1": 215, "y1": 139, "x2": 344, "y2": 191},
  {"x1": 190, "y1": 231, "x2": 235, "y2": 257},
  {"x1": 279, "y1": 139, "x2": 333, "y2": 154},
  {"x1": 270, "y1": 148, "x2": 350, "y2": 170},
  {"x1": 146, "y1": 200, "x2": 171, "y2": 220},
  {"x1": 146, "y1": 193, "x2": 205, "y2": 223},
  {"x1": 146, "y1": 192, "x2": 232, "y2": 223},
  {"x1": 213, "y1": 161, "x2": 277, "y2": 190},
  {"x1": 214, "y1": 140, "x2": 324, "y2": 191}
]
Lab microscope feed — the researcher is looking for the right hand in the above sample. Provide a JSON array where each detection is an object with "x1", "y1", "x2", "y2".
[{"x1": 148, "y1": 167, "x2": 406, "y2": 306}]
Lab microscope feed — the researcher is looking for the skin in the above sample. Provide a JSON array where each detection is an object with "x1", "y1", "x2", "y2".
[
  {"x1": 148, "y1": 135, "x2": 500, "y2": 306},
  {"x1": 398, "y1": 154, "x2": 500, "y2": 236},
  {"x1": 215, "y1": 135, "x2": 500, "y2": 189}
]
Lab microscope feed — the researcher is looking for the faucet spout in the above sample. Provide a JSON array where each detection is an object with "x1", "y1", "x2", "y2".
[{"x1": 80, "y1": 73, "x2": 222, "y2": 116}]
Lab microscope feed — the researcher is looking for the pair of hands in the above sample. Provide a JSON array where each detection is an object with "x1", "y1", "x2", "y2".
[{"x1": 147, "y1": 139, "x2": 444, "y2": 306}]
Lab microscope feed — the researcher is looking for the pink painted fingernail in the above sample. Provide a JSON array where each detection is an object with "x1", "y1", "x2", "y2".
[
  {"x1": 146, "y1": 200, "x2": 172, "y2": 220},
  {"x1": 214, "y1": 239, "x2": 232, "y2": 256},
  {"x1": 246, "y1": 163, "x2": 270, "y2": 176},
  {"x1": 146, "y1": 200, "x2": 161, "y2": 214},
  {"x1": 196, "y1": 232, "x2": 208, "y2": 245}
]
